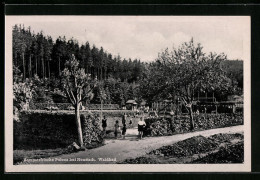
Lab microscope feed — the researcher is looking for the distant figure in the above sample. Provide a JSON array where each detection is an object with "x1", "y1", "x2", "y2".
[
  {"x1": 129, "y1": 116, "x2": 133, "y2": 128},
  {"x1": 122, "y1": 113, "x2": 127, "y2": 125},
  {"x1": 114, "y1": 120, "x2": 120, "y2": 139},
  {"x1": 196, "y1": 110, "x2": 200, "y2": 115},
  {"x1": 122, "y1": 123, "x2": 127, "y2": 139},
  {"x1": 138, "y1": 117, "x2": 146, "y2": 139},
  {"x1": 102, "y1": 116, "x2": 107, "y2": 132}
]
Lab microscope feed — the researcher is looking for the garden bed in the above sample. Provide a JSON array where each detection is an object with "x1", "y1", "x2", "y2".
[{"x1": 119, "y1": 133, "x2": 244, "y2": 164}]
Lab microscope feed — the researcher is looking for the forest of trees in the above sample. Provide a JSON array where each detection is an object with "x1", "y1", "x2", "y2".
[
  {"x1": 12, "y1": 24, "x2": 146, "y2": 83},
  {"x1": 12, "y1": 24, "x2": 243, "y2": 108}
]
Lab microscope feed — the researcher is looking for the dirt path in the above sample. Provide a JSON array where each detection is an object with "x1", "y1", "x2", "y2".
[{"x1": 23, "y1": 125, "x2": 244, "y2": 164}]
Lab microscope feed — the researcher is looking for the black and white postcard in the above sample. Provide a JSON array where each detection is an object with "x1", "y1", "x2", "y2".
[{"x1": 5, "y1": 16, "x2": 251, "y2": 172}]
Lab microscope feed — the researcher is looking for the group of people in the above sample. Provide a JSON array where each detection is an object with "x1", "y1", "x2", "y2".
[{"x1": 101, "y1": 113, "x2": 146, "y2": 140}]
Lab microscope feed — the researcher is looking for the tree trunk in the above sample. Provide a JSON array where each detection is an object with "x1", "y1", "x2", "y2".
[
  {"x1": 14, "y1": 52, "x2": 17, "y2": 67},
  {"x1": 22, "y1": 52, "x2": 25, "y2": 81},
  {"x1": 35, "y1": 56, "x2": 38, "y2": 76},
  {"x1": 42, "y1": 57, "x2": 44, "y2": 79},
  {"x1": 58, "y1": 56, "x2": 61, "y2": 76},
  {"x1": 188, "y1": 106, "x2": 194, "y2": 130},
  {"x1": 48, "y1": 60, "x2": 50, "y2": 79},
  {"x1": 29, "y1": 54, "x2": 32, "y2": 79},
  {"x1": 101, "y1": 66, "x2": 103, "y2": 81},
  {"x1": 75, "y1": 103, "x2": 84, "y2": 147},
  {"x1": 45, "y1": 60, "x2": 47, "y2": 79},
  {"x1": 97, "y1": 68, "x2": 100, "y2": 79}
]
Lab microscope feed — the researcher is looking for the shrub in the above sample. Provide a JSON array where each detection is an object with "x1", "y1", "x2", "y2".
[{"x1": 81, "y1": 113, "x2": 103, "y2": 146}]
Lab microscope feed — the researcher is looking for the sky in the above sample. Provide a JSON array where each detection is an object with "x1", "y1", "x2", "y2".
[{"x1": 6, "y1": 16, "x2": 250, "y2": 62}]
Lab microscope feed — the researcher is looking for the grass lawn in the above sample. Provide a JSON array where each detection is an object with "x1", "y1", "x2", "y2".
[{"x1": 13, "y1": 148, "x2": 70, "y2": 164}]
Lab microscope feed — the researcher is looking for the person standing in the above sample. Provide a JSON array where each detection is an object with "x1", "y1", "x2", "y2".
[
  {"x1": 114, "y1": 120, "x2": 120, "y2": 139},
  {"x1": 129, "y1": 116, "x2": 133, "y2": 128},
  {"x1": 138, "y1": 117, "x2": 146, "y2": 139},
  {"x1": 122, "y1": 123, "x2": 127, "y2": 139},
  {"x1": 102, "y1": 116, "x2": 107, "y2": 133},
  {"x1": 122, "y1": 113, "x2": 127, "y2": 125}
]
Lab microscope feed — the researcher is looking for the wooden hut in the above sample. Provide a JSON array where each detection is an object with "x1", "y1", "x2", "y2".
[{"x1": 126, "y1": 100, "x2": 138, "y2": 111}]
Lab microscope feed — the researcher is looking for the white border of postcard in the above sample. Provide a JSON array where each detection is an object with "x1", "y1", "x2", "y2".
[{"x1": 5, "y1": 16, "x2": 251, "y2": 172}]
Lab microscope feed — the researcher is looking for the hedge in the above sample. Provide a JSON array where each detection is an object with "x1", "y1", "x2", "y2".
[
  {"x1": 144, "y1": 113, "x2": 243, "y2": 136},
  {"x1": 14, "y1": 111, "x2": 103, "y2": 150}
]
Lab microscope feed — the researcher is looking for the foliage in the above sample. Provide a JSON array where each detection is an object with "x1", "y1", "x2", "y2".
[
  {"x1": 61, "y1": 54, "x2": 96, "y2": 106},
  {"x1": 142, "y1": 39, "x2": 234, "y2": 102},
  {"x1": 12, "y1": 24, "x2": 145, "y2": 109},
  {"x1": 81, "y1": 113, "x2": 104, "y2": 145},
  {"x1": 140, "y1": 39, "x2": 236, "y2": 129},
  {"x1": 13, "y1": 24, "x2": 145, "y2": 83},
  {"x1": 221, "y1": 60, "x2": 243, "y2": 95},
  {"x1": 61, "y1": 54, "x2": 97, "y2": 147},
  {"x1": 13, "y1": 79, "x2": 33, "y2": 111},
  {"x1": 13, "y1": 25, "x2": 243, "y2": 108}
]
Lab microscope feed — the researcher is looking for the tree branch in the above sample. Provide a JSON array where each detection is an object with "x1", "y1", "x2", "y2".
[
  {"x1": 79, "y1": 85, "x2": 96, "y2": 103},
  {"x1": 66, "y1": 88, "x2": 75, "y2": 105},
  {"x1": 70, "y1": 90, "x2": 76, "y2": 104}
]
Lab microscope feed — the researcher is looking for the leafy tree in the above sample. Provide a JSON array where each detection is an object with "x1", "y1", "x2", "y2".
[
  {"x1": 221, "y1": 60, "x2": 243, "y2": 94},
  {"x1": 143, "y1": 39, "x2": 234, "y2": 130},
  {"x1": 61, "y1": 54, "x2": 96, "y2": 147}
]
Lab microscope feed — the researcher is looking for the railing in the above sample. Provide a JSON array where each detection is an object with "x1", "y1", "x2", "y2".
[
  {"x1": 152, "y1": 101, "x2": 243, "y2": 114},
  {"x1": 30, "y1": 103, "x2": 120, "y2": 110}
]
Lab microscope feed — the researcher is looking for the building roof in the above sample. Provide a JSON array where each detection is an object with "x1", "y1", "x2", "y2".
[{"x1": 126, "y1": 100, "x2": 137, "y2": 104}]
